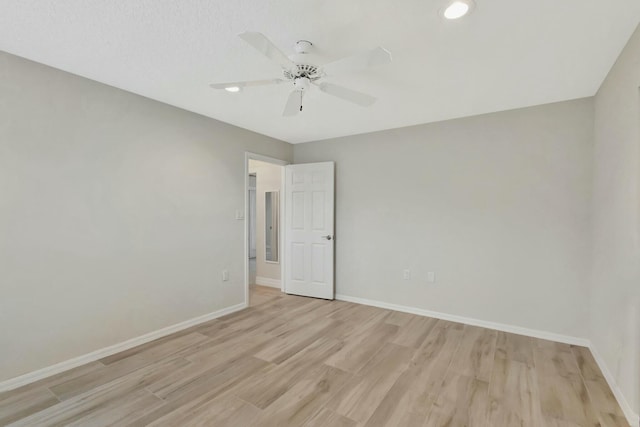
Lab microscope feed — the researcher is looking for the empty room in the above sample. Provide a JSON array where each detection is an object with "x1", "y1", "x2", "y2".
[{"x1": 1, "y1": 1, "x2": 639, "y2": 426}]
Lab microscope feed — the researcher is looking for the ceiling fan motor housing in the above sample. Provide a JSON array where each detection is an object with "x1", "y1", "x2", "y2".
[
  {"x1": 294, "y1": 40, "x2": 313, "y2": 54},
  {"x1": 284, "y1": 64, "x2": 321, "y2": 81}
]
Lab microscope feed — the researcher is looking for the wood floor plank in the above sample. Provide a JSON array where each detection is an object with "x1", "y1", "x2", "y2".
[
  {"x1": 288, "y1": 299, "x2": 352, "y2": 321},
  {"x1": 390, "y1": 315, "x2": 438, "y2": 349},
  {"x1": 262, "y1": 302, "x2": 346, "y2": 338},
  {"x1": 326, "y1": 309, "x2": 389, "y2": 342},
  {"x1": 325, "y1": 342, "x2": 415, "y2": 423},
  {"x1": 385, "y1": 310, "x2": 417, "y2": 327},
  {"x1": 533, "y1": 346, "x2": 581, "y2": 378},
  {"x1": 9, "y1": 357, "x2": 187, "y2": 426},
  {"x1": 0, "y1": 387, "x2": 59, "y2": 426},
  {"x1": 64, "y1": 388, "x2": 164, "y2": 427},
  {"x1": 193, "y1": 318, "x2": 235, "y2": 338},
  {"x1": 597, "y1": 412, "x2": 631, "y2": 427},
  {"x1": 275, "y1": 297, "x2": 330, "y2": 320},
  {"x1": 329, "y1": 302, "x2": 387, "y2": 324},
  {"x1": 487, "y1": 357, "x2": 543, "y2": 427},
  {"x1": 235, "y1": 336, "x2": 345, "y2": 409},
  {"x1": 325, "y1": 322, "x2": 399, "y2": 373},
  {"x1": 254, "y1": 317, "x2": 341, "y2": 364},
  {"x1": 495, "y1": 331, "x2": 534, "y2": 367},
  {"x1": 570, "y1": 345, "x2": 605, "y2": 381},
  {"x1": 249, "y1": 285, "x2": 282, "y2": 307},
  {"x1": 146, "y1": 336, "x2": 269, "y2": 400},
  {"x1": 215, "y1": 306, "x2": 264, "y2": 325},
  {"x1": 0, "y1": 361, "x2": 104, "y2": 400},
  {"x1": 305, "y1": 407, "x2": 358, "y2": 427},
  {"x1": 536, "y1": 372, "x2": 601, "y2": 426},
  {"x1": 250, "y1": 292, "x2": 280, "y2": 307},
  {"x1": 223, "y1": 309, "x2": 281, "y2": 334},
  {"x1": 130, "y1": 357, "x2": 270, "y2": 425},
  {"x1": 535, "y1": 338, "x2": 574, "y2": 353},
  {"x1": 423, "y1": 373, "x2": 489, "y2": 427},
  {"x1": 255, "y1": 294, "x2": 318, "y2": 318},
  {"x1": 244, "y1": 313, "x2": 292, "y2": 336},
  {"x1": 182, "y1": 331, "x2": 273, "y2": 365},
  {"x1": 583, "y1": 376, "x2": 626, "y2": 419},
  {"x1": 150, "y1": 355, "x2": 270, "y2": 401},
  {"x1": 364, "y1": 322, "x2": 465, "y2": 427},
  {"x1": 168, "y1": 324, "x2": 271, "y2": 361},
  {"x1": 147, "y1": 393, "x2": 260, "y2": 427},
  {"x1": 542, "y1": 414, "x2": 591, "y2": 426},
  {"x1": 448, "y1": 325, "x2": 497, "y2": 382},
  {"x1": 99, "y1": 331, "x2": 200, "y2": 366},
  {"x1": 251, "y1": 364, "x2": 353, "y2": 427},
  {"x1": 49, "y1": 332, "x2": 207, "y2": 400}
]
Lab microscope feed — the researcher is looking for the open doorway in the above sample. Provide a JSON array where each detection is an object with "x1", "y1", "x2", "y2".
[{"x1": 245, "y1": 153, "x2": 287, "y2": 307}]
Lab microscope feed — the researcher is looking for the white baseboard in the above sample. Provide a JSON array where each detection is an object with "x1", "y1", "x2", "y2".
[
  {"x1": 0, "y1": 302, "x2": 247, "y2": 393},
  {"x1": 589, "y1": 344, "x2": 639, "y2": 426},
  {"x1": 335, "y1": 294, "x2": 590, "y2": 347},
  {"x1": 255, "y1": 276, "x2": 281, "y2": 288}
]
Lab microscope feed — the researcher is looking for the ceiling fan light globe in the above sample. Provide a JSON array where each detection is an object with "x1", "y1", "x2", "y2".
[
  {"x1": 225, "y1": 86, "x2": 241, "y2": 93},
  {"x1": 294, "y1": 77, "x2": 310, "y2": 92}
]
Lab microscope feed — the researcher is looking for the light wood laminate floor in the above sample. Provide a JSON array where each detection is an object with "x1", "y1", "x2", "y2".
[{"x1": 0, "y1": 285, "x2": 628, "y2": 426}]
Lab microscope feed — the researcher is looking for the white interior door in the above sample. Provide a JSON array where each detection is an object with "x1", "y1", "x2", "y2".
[{"x1": 284, "y1": 162, "x2": 335, "y2": 299}]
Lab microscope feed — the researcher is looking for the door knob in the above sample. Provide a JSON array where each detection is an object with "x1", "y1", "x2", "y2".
[{"x1": 322, "y1": 235, "x2": 333, "y2": 240}]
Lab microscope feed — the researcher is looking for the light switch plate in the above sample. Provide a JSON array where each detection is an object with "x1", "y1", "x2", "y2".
[{"x1": 235, "y1": 210, "x2": 244, "y2": 220}]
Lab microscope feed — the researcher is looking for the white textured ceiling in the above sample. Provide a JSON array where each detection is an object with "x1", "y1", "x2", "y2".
[{"x1": 1, "y1": 1, "x2": 639, "y2": 143}]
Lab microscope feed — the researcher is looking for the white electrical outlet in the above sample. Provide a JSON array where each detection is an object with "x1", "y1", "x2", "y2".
[
  {"x1": 403, "y1": 269, "x2": 411, "y2": 280},
  {"x1": 222, "y1": 270, "x2": 229, "y2": 281},
  {"x1": 235, "y1": 210, "x2": 244, "y2": 220},
  {"x1": 427, "y1": 272, "x2": 436, "y2": 283}
]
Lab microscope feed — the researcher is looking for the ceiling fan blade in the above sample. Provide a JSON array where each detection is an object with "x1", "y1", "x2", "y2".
[
  {"x1": 322, "y1": 47, "x2": 392, "y2": 76},
  {"x1": 239, "y1": 32, "x2": 296, "y2": 71},
  {"x1": 317, "y1": 82, "x2": 377, "y2": 107},
  {"x1": 283, "y1": 90, "x2": 301, "y2": 116},
  {"x1": 209, "y1": 79, "x2": 284, "y2": 90}
]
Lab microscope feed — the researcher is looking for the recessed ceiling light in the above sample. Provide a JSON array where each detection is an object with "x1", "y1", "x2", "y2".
[
  {"x1": 443, "y1": 0, "x2": 475, "y2": 20},
  {"x1": 225, "y1": 86, "x2": 240, "y2": 93}
]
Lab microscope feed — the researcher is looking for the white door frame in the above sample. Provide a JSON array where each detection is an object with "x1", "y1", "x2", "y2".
[{"x1": 244, "y1": 152, "x2": 289, "y2": 307}]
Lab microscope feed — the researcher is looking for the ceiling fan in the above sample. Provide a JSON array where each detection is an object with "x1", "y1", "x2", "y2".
[{"x1": 209, "y1": 32, "x2": 392, "y2": 116}]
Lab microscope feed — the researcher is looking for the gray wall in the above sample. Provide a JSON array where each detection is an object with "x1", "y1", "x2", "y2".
[
  {"x1": 0, "y1": 51, "x2": 292, "y2": 382},
  {"x1": 591, "y1": 24, "x2": 640, "y2": 416},
  {"x1": 295, "y1": 98, "x2": 594, "y2": 339}
]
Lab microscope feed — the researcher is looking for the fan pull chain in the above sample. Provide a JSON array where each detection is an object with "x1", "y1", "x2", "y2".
[{"x1": 300, "y1": 91, "x2": 303, "y2": 112}]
